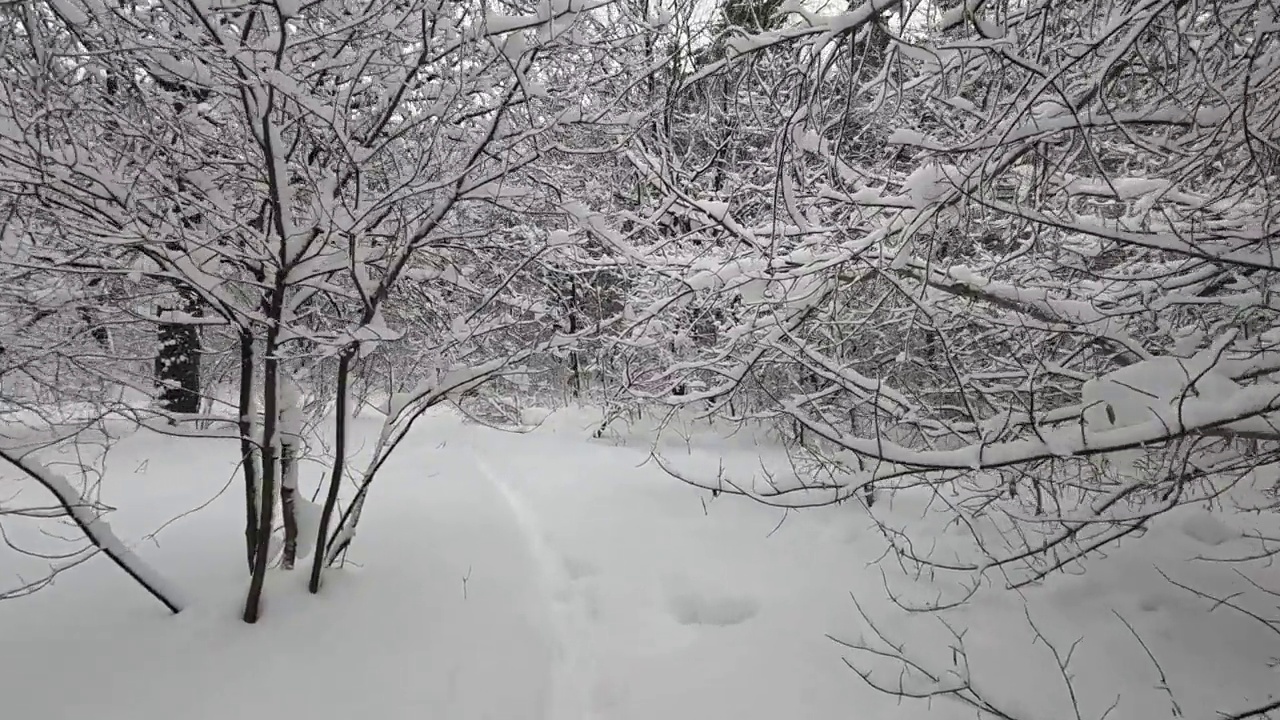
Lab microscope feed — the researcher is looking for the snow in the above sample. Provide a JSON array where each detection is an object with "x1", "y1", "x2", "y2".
[
  {"x1": 487, "y1": 12, "x2": 538, "y2": 35},
  {"x1": 901, "y1": 162, "x2": 960, "y2": 208},
  {"x1": 1062, "y1": 176, "x2": 1173, "y2": 200},
  {"x1": 291, "y1": 494, "x2": 323, "y2": 561},
  {"x1": 696, "y1": 200, "x2": 731, "y2": 222},
  {"x1": 502, "y1": 31, "x2": 530, "y2": 60},
  {"x1": 0, "y1": 447, "x2": 186, "y2": 613},
  {"x1": 1180, "y1": 510, "x2": 1237, "y2": 547},
  {"x1": 792, "y1": 126, "x2": 822, "y2": 153},
  {"x1": 726, "y1": 30, "x2": 785, "y2": 57},
  {"x1": 1081, "y1": 349, "x2": 1280, "y2": 478},
  {"x1": 50, "y1": 0, "x2": 90, "y2": 26},
  {"x1": 547, "y1": 229, "x2": 574, "y2": 246},
  {"x1": 349, "y1": 310, "x2": 404, "y2": 357},
  {"x1": 886, "y1": 128, "x2": 944, "y2": 150},
  {"x1": 1, "y1": 409, "x2": 1277, "y2": 720}
]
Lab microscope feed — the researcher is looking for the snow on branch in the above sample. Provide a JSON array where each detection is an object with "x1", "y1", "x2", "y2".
[{"x1": 0, "y1": 447, "x2": 185, "y2": 614}]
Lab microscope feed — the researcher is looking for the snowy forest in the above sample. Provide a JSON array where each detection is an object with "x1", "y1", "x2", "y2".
[{"x1": 1, "y1": 0, "x2": 1278, "y2": 718}]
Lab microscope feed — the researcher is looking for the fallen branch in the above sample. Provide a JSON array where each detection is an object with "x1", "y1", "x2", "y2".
[{"x1": 0, "y1": 447, "x2": 185, "y2": 614}]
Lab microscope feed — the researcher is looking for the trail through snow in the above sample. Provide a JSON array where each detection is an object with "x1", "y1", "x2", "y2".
[
  {"x1": 458, "y1": 418, "x2": 950, "y2": 720},
  {"x1": 470, "y1": 447, "x2": 591, "y2": 720}
]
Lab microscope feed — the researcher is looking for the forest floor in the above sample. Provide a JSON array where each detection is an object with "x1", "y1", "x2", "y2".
[{"x1": 1, "y1": 406, "x2": 1276, "y2": 720}]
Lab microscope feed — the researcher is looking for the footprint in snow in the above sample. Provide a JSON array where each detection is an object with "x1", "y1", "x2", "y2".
[
  {"x1": 551, "y1": 556, "x2": 601, "y2": 620},
  {"x1": 1180, "y1": 512, "x2": 1237, "y2": 547},
  {"x1": 590, "y1": 677, "x2": 627, "y2": 712},
  {"x1": 1137, "y1": 594, "x2": 1170, "y2": 612},
  {"x1": 563, "y1": 556, "x2": 598, "y2": 581},
  {"x1": 666, "y1": 589, "x2": 760, "y2": 627}
]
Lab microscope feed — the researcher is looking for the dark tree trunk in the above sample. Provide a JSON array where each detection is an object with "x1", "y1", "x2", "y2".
[
  {"x1": 551, "y1": 268, "x2": 583, "y2": 399},
  {"x1": 238, "y1": 333, "x2": 260, "y2": 571},
  {"x1": 310, "y1": 346, "x2": 354, "y2": 593},
  {"x1": 243, "y1": 293, "x2": 283, "y2": 623},
  {"x1": 82, "y1": 307, "x2": 110, "y2": 348},
  {"x1": 566, "y1": 276, "x2": 582, "y2": 399},
  {"x1": 155, "y1": 287, "x2": 202, "y2": 414},
  {"x1": 81, "y1": 277, "x2": 111, "y2": 349},
  {"x1": 280, "y1": 431, "x2": 299, "y2": 570}
]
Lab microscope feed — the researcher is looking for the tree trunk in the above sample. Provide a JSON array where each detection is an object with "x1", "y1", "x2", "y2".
[
  {"x1": 243, "y1": 305, "x2": 282, "y2": 623},
  {"x1": 81, "y1": 278, "x2": 110, "y2": 349},
  {"x1": 567, "y1": 309, "x2": 581, "y2": 399},
  {"x1": 155, "y1": 287, "x2": 202, "y2": 415},
  {"x1": 279, "y1": 372, "x2": 304, "y2": 570},
  {"x1": 280, "y1": 440, "x2": 298, "y2": 569},
  {"x1": 238, "y1": 333, "x2": 260, "y2": 571},
  {"x1": 311, "y1": 346, "x2": 354, "y2": 593}
]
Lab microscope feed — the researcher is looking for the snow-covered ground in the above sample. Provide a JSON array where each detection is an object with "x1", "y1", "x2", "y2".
[{"x1": 1, "y1": 407, "x2": 1276, "y2": 720}]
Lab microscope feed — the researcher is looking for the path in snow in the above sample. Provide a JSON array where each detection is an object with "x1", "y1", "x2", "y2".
[
  {"x1": 454, "y1": 418, "x2": 891, "y2": 720},
  {"x1": 472, "y1": 448, "x2": 591, "y2": 720}
]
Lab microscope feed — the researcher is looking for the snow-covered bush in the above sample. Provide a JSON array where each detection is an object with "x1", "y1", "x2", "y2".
[
  {"x1": 0, "y1": 0, "x2": 673, "y2": 621},
  {"x1": 580, "y1": 0, "x2": 1280, "y2": 717}
]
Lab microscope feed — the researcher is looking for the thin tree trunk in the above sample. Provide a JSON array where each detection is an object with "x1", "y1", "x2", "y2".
[
  {"x1": 278, "y1": 371, "x2": 303, "y2": 570},
  {"x1": 243, "y1": 310, "x2": 282, "y2": 624},
  {"x1": 311, "y1": 346, "x2": 353, "y2": 593},
  {"x1": 280, "y1": 439, "x2": 299, "y2": 570},
  {"x1": 325, "y1": 483, "x2": 366, "y2": 567},
  {"x1": 237, "y1": 332, "x2": 260, "y2": 571},
  {"x1": 567, "y1": 316, "x2": 581, "y2": 400}
]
